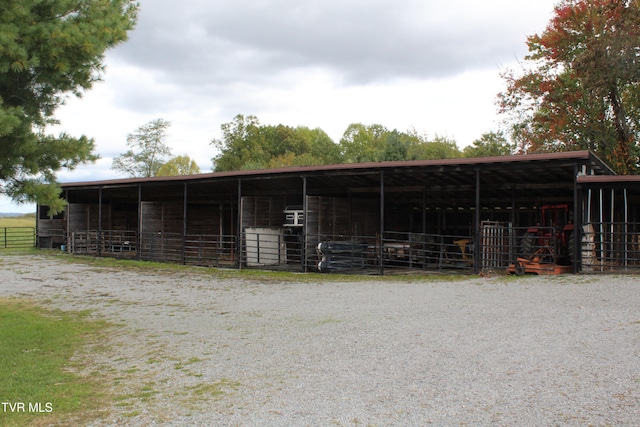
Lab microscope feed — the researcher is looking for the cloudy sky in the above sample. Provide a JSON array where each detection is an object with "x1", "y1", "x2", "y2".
[{"x1": 3, "y1": 0, "x2": 560, "y2": 213}]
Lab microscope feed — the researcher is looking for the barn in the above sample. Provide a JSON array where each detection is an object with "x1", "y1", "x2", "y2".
[{"x1": 36, "y1": 150, "x2": 640, "y2": 274}]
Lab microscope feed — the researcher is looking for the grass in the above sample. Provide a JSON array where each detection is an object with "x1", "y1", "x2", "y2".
[
  {"x1": 187, "y1": 379, "x2": 240, "y2": 400},
  {"x1": 30, "y1": 250, "x2": 474, "y2": 284},
  {"x1": 0, "y1": 214, "x2": 36, "y2": 229},
  {"x1": 0, "y1": 298, "x2": 112, "y2": 426}
]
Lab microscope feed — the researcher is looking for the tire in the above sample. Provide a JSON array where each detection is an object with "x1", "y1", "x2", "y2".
[
  {"x1": 521, "y1": 232, "x2": 535, "y2": 257},
  {"x1": 568, "y1": 231, "x2": 576, "y2": 264}
]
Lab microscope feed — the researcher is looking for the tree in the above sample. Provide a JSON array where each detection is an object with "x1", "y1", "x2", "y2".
[
  {"x1": 339, "y1": 123, "x2": 388, "y2": 163},
  {"x1": 112, "y1": 119, "x2": 173, "y2": 178},
  {"x1": 339, "y1": 125, "x2": 465, "y2": 162},
  {"x1": 407, "y1": 135, "x2": 462, "y2": 160},
  {"x1": 463, "y1": 131, "x2": 514, "y2": 158},
  {"x1": 379, "y1": 130, "x2": 417, "y2": 162},
  {"x1": 266, "y1": 127, "x2": 342, "y2": 168},
  {"x1": 0, "y1": 0, "x2": 138, "y2": 213},
  {"x1": 156, "y1": 155, "x2": 201, "y2": 176},
  {"x1": 211, "y1": 115, "x2": 265, "y2": 171},
  {"x1": 291, "y1": 126, "x2": 342, "y2": 166},
  {"x1": 499, "y1": 0, "x2": 640, "y2": 173},
  {"x1": 211, "y1": 115, "x2": 342, "y2": 171}
]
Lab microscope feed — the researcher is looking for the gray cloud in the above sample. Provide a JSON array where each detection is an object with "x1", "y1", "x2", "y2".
[{"x1": 112, "y1": 0, "x2": 552, "y2": 88}]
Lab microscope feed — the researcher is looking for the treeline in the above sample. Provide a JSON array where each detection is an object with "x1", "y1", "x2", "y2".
[{"x1": 211, "y1": 115, "x2": 513, "y2": 172}]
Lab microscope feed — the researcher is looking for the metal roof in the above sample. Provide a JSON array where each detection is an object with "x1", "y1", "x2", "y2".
[
  {"x1": 58, "y1": 151, "x2": 618, "y2": 209},
  {"x1": 61, "y1": 150, "x2": 613, "y2": 190}
]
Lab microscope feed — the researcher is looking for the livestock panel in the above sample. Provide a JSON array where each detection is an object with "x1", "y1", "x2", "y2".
[{"x1": 140, "y1": 201, "x2": 184, "y2": 263}]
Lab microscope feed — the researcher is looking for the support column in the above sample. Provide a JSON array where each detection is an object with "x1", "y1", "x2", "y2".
[
  {"x1": 422, "y1": 191, "x2": 426, "y2": 271},
  {"x1": 611, "y1": 188, "x2": 615, "y2": 264},
  {"x1": 64, "y1": 189, "x2": 69, "y2": 251},
  {"x1": 624, "y1": 188, "x2": 629, "y2": 269},
  {"x1": 474, "y1": 169, "x2": 481, "y2": 274},
  {"x1": 183, "y1": 182, "x2": 188, "y2": 265},
  {"x1": 573, "y1": 163, "x2": 581, "y2": 273},
  {"x1": 98, "y1": 186, "x2": 103, "y2": 256},
  {"x1": 379, "y1": 171, "x2": 385, "y2": 276},
  {"x1": 512, "y1": 185, "x2": 517, "y2": 267},
  {"x1": 237, "y1": 179, "x2": 242, "y2": 269},
  {"x1": 137, "y1": 184, "x2": 142, "y2": 261},
  {"x1": 302, "y1": 176, "x2": 308, "y2": 273}
]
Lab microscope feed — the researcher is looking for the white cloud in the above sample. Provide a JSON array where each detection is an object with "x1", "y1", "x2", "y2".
[{"x1": 2, "y1": 0, "x2": 560, "y2": 212}]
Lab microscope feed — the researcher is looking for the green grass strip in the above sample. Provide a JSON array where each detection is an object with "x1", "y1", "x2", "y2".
[{"x1": 0, "y1": 298, "x2": 110, "y2": 426}]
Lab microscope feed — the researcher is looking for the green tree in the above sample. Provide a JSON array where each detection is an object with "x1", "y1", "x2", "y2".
[
  {"x1": 499, "y1": 0, "x2": 640, "y2": 173},
  {"x1": 0, "y1": 0, "x2": 138, "y2": 213},
  {"x1": 463, "y1": 131, "x2": 514, "y2": 158},
  {"x1": 267, "y1": 126, "x2": 341, "y2": 168},
  {"x1": 376, "y1": 129, "x2": 424, "y2": 161},
  {"x1": 339, "y1": 123, "x2": 388, "y2": 163},
  {"x1": 339, "y1": 125, "x2": 462, "y2": 162},
  {"x1": 112, "y1": 118, "x2": 173, "y2": 178},
  {"x1": 156, "y1": 155, "x2": 201, "y2": 176},
  {"x1": 297, "y1": 126, "x2": 342, "y2": 165},
  {"x1": 408, "y1": 135, "x2": 462, "y2": 160},
  {"x1": 211, "y1": 115, "x2": 342, "y2": 171},
  {"x1": 211, "y1": 115, "x2": 265, "y2": 171}
]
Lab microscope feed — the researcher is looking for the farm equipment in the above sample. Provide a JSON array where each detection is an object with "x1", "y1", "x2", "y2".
[{"x1": 508, "y1": 204, "x2": 575, "y2": 275}]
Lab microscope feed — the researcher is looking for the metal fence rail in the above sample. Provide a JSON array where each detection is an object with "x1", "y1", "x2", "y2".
[
  {"x1": 0, "y1": 227, "x2": 35, "y2": 249},
  {"x1": 491, "y1": 226, "x2": 565, "y2": 268},
  {"x1": 480, "y1": 221, "x2": 512, "y2": 269},
  {"x1": 68, "y1": 230, "x2": 137, "y2": 257},
  {"x1": 313, "y1": 237, "x2": 374, "y2": 273},
  {"x1": 582, "y1": 222, "x2": 640, "y2": 272},
  {"x1": 381, "y1": 231, "x2": 474, "y2": 273},
  {"x1": 68, "y1": 231, "x2": 100, "y2": 254},
  {"x1": 184, "y1": 234, "x2": 237, "y2": 267},
  {"x1": 241, "y1": 229, "x2": 290, "y2": 269},
  {"x1": 101, "y1": 230, "x2": 138, "y2": 256},
  {"x1": 297, "y1": 231, "x2": 475, "y2": 273},
  {"x1": 239, "y1": 231, "x2": 378, "y2": 273},
  {"x1": 139, "y1": 232, "x2": 183, "y2": 263},
  {"x1": 56, "y1": 223, "x2": 640, "y2": 274},
  {"x1": 33, "y1": 222, "x2": 565, "y2": 273},
  {"x1": 66, "y1": 230, "x2": 238, "y2": 267}
]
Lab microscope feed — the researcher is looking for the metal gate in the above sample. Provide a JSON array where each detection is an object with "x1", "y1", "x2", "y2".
[{"x1": 480, "y1": 221, "x2": 512, "y2": 269}]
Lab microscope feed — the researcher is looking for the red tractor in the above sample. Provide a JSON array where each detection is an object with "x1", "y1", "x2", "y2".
[{"x1": 509, "y1": 204, "x2": 575, "y2": 275}]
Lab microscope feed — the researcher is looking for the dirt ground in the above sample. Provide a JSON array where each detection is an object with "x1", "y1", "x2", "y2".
[{"x1": 2, "y1": 253, "x2": 640, "y2": 426}]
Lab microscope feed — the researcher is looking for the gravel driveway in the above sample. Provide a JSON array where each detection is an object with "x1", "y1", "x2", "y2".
[{"x1": 2, "y1": 253, "x2": 639, "y2": 426}]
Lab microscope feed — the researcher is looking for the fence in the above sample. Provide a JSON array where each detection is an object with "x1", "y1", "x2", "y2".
[
  {"x1": 380, "y1": 231, "x2": 474, "y2": 273},
  {"x1": 236, "y1": 230, "x2": 475, "y2": 273},
  {"x1": 488, "y1": 222, "x2": 640, "y2": 273},
  {"x1": 480, "y1": 221, "x2": 512, "y2": 269},
  {"x1": 68, "y1": 230, "x2": 137, "y2": 256},
  {"x1": 54, "y1": 224, "x2": 640, "y2": 275},
  {"x1": 0, "y1": 227, "x2": 35, "y2": 249},
  {"x1": 478, "y1": 224, "x2": 569, "y2": 271},
  {"x1": 184, "y1": 234, "x2": 237, "y2": 267},
  {"x1": 66, "y1": 230, "x2": 237, "y2": 267},
  {"x1": 581, "y1": 222, "x2": 640, "y2": 272}
]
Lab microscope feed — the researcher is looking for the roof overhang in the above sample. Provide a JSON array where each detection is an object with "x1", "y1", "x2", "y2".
[{"x1": 60, "y1": 150, "x2": 614, "y2": 191}]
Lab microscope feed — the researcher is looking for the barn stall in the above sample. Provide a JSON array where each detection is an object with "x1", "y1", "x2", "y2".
[{"x1": 37, "y1": 151, "x2": 640, "y2": 274}]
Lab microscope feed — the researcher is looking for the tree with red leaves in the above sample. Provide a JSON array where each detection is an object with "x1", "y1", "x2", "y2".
[{"x1": 499, "y1": 0, "x2": 640, "y2": 174}]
